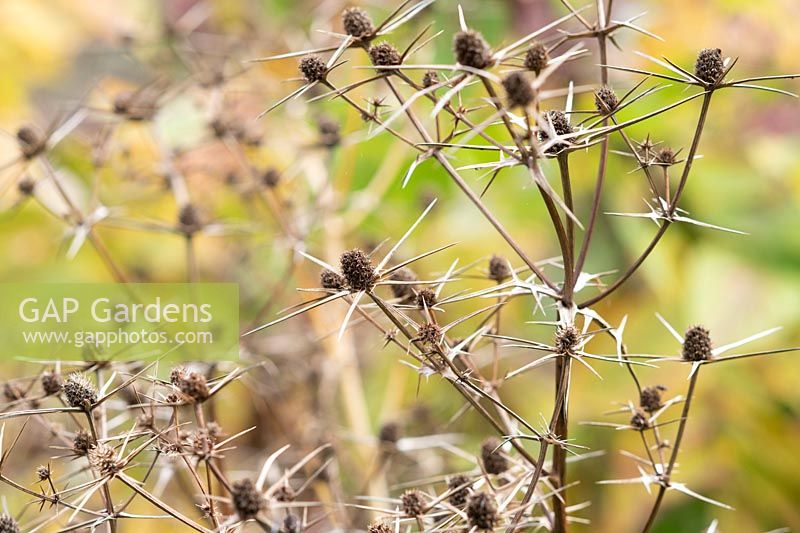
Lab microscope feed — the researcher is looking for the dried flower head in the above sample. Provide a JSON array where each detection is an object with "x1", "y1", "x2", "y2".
[
  {"x1": 17, "y1": 176, "x2": 35, "y2": 196},
  {"x1": 64, "y1": 373, "x2": 97, "y2": 409},
  {"x1": 417, "y1": 322, "x2": 442, "y2": 346},
  {"x1": 640, "y1": 385, "x2": 667, "y2": 413},
  {"x1": 694, "y1": 48, "x2": 724, "y2": 85},
  {"x1": 89, "y1": 443, "x2": 123, "y2": 477},
  {"x1": 502, "y1": 72, "x2": 534, "y2": 108},
  {"x1": 524, "y1": 41, "x2": 549, "y2": 73},
  {"x1": 3, "y1": 383, "x2": 22, "y2": 402},
  {"x1": 41, "y1": 371, "x2": 62, "y2": 395},
  {"x1": 655, "y1": 147, "x2": 677, "y2": 166},
  {"x1": 0, "y1": 514, "x2": 20, "y2": 533},
  {"x1": 36, "y1": 464, "x2": 51, "y2": 482},
  {"x1": 682, "y1": 325, "x2": 713, "y2": 361},
  {"x1": 488, "y1": 254, "x2": 511, "y2": 282},
  {"x1": 176, "y1": 370, "x2": 210, "y2": 403},
  {"x1": 281, "y1": 514, "x2": 301, "y2": 533},
  {"x1": 342, "y1": 6, "x2": 374, "y2": 39},
  {"x1": 274, "y1": 484, "x2": 296, "y2": 502},
  {"x1": 416, "y1": 288, "x2": 437, "y2": 309},
  {"x1": 422, "y1": 70, "x2": 440, "y2": 88},
  {"x1": 299, "y1": 55, "x2": 327, "y2": 83},
  {"x1": 368, "y1": 42, "x2": 401, "y2": 68},
  {"x1": 378, "y1": 421, "x2": 401, "y2": 445},
  {"x1": 447, "y1": 474, "x2": 471, "y2": 506},
  {"x1": 630, "y1": 409, "x2": 650, "y2": 431},
  {"x1": 318, "y1": 115, "x2": 341, "y2": 148},
  {"x1": 231, "y1": 479, "x2": 265, "y2": 519},
  {"x1": 178, "y1": 204, "x2": 202, "y2": 234},
  {"x1": 262, "y1": 168, "x2": 280, "y2": 188},
  {"x1": 453, "y1": 30, "x2": 492, "y2": 69},
  {"x1": 467, "y1": 492, "x2": 498, "y2": 530},
  {"x1": 401, "y1": 489, "x2": 425, "y2": 516},
  {"x1": 555, "y1": 325, "x2": 579, "y2": 355},
  {"x1": 481, "y1": 437, "x2": 508, "y2": 475},
  {"x1": 389, "y1": 267, "x2": 417, "y2": 302},
  {"x1": 320, "y1": 269, "x2": 346, "y2": 290},
  {"x1": 340, "y1": 249, "x2": 376, "y2": 291},
  {"x1": 368, "y1": 521, "x2": 391, "y2": 533},
  {"x1": 594, "y1": 85, "x2": 619, "y2": 114},
  {"x1": 72, "y1": 429, "x2": 93, "y2": 456},
  {"x1": 538, "y1": 110, "x2": 573, "y2": 154},
  {"x1": 16, "y1": 124, "x2": 44, "y2": 159}
]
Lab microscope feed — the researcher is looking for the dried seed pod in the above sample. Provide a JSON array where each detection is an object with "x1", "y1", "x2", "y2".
[
  {"x1": 629, "y1": 409, "x2": 650, "y2": 431},
  {"x1": 176, "y1": 371, "x2": 210, "y2": 403},
  {"x1": 467, "y1": 492, "x2": 498, "y2": 530},
  {"x1": 16, "y1": 124, "x2": 44, "y2": 159},
  {"x1": 72, "y1": 429, "x2": 93, "y2": 456},
  {"x1": 41, "y1": 371, "x2": 62, "y2": 395},
  {"x1": 594, "y1": 85, "x2": 619, "y2": 114},
  {"x1": 488, "y1": 255, "x2": 511, "y2": 282},
  {"x1": 262, "y1": 168, "x2": 281, "y2": 188},
  {"x1": 320, "y1": 270, "x2": 346, "y2": 290},
  {"x1": 640, "y1": 385, "x2": 666, "y2": 413},
  {"x1": 481, "y1": 437, "x2": 508, "y2": 475},
  {"x1": 682, "y1": 325, "x2": 713, "y2": 361},
  {"x1": 401, "y1": 489, "x2": 425, "y2": 516},
  {"x1": 502, "y1": 72, "x2": 534, "y2": 108},
  {"x1": 378, "y1": 422, "x2": 401, "y2": 445},
  {"x1": 389, "y1": 267, "x2": 417, "y2": 301},
  {"x1": 17, "y1": 176, "x2": 35, "y2": 196},
  {"x1": 655, "y1": 147, "x2": 677, "y2": 166},
  {"x1": 231, "y1": 479, "x2": 265, "y2": 519},
  {"x1": 35, "y1": 464, "x2": 51, "y2": 482},
  {"x1": 368, "y1": 42, "x2": 401, "y2": 68},
  {"x1": 694, "y1": 48, "x2": 724, "y2": 85},
  {"x1": 317, "y1": 116, "x2": 341, "y2": 148},
  {"x1": 368, "y1": 522, "x2": 391, "y2": 533},
  {"x1": 274, "y1": 484, "x2": 296, "y2": 502},
  {"x1": 0, "y1": 514, "x2": 21, "y2": 533},
  {"x1": 178, "y1": 204, "x2": 202, "y2": 234},
  {"x1": 342, "y1": 6, "x2": 374, "y2": 39},
  {"x1": 447, "y1": 474, "x2": 471, "y2": 507},
  {"x1": 340, "y1": 249, "x2": 376, "y2": 291},
  {"x1": 89, "y1": 443, "x2": 123, "y2": 476},
  {"x1": 281, "y1": 513, "x2": 301, "y2": 533},
  {"x1": 3, "y1": 383, "x2": 22, "y2": 402},
  {"x1": 64, "y1": 373, "x2": 97, "y2": 409},
  {"x1": 554, "y1": 325, "x2": 579, "y2": 355},
  {"x1": 417, "y1": 322, "x2": 442, "y2": 346},
  {"x1": 453, "y1": 30, "x2": 492, "y2": 69},
  {"x1": 299, "y1": 55, "x2": 327, "y2": 83},
  {"x1": 416, "y1": 288, "x2": 437, "y2": 309},
  {"x1": 422, "y1": 70, "x2": 440, "y2": 88},
  {"x1": 524, "y1": 41, "x2": 549, "y2": 73},
  {"x1": 538, "y1": 110, "x2": 573, "y2": 154}
]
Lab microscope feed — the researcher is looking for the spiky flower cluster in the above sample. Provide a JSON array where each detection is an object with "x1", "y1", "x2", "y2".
[
  {"x1": 682, "y1": 325, "x2": 713, "y2": 361},
  {"x1": 525, "y1": 41, "x2": 549, "y2": 73},
  {"x1": 340, "y1": 249, "x2": 377, "y2": 291},
  {"x1": 390, "y1": 267, "x2": 417, "y2": 301},
  {"x1": 0, "y1": 514, "x2": 20, "y2": 533},
  {"x1": 400, "y1": 489, "x2": 425, "y2": 516},
  {"x1": 321, "y1": 269, "x2": 346, "y2": 290},
  {"x1": 538, "y1": 109, "x2": 573, "y2": 153},
  {"x1": 488, "y1": 254, "x2": 511, "y2": 282},
  {"x1": 467, "y1": 492, "x2": 498, "y2": 530},
  {"x1": 41, "y1": 371, "x2": 62, "y2": 395},
  {"x1": 481, "y1": 437, "x2": 509, "y2": 475},
  {"x1": 594, "y1": 85, "x2": 619, "y2": 114},
  {"x1": 502, "y1": 72, "x2": 534, "y2": 108},
  {"x1": 640, "y1": 385, "x2": 666, "y2": 413},
  {"x1": 453, "y1": 30, "x2": 492, "y2": 69},
  {"x1": 64, "y1": 373, "x2": 97, "y2": 409},
  {"x1": 299, "y1": 55, "x2": 327, "y2": 83},
  {"x1": 694, "y1": 48, "x2": 725, "y2": 84},
  {"x1": 89, "y1": 443, "x2": 123, "y2": 477},
  {"x1": 172, "y1": 367, "x2": 211, "y2": 402},
  {"x1": 231, "y1": 479, "x2": 265, "y2": 519},
  {"x1": 368, "y1": 42, "x2": 401, "y2": 67},
  {"x1": 447, "y1": 474, "x2": 471, "y2": 506},
  {"x1": 342, "y1": 6, "x2": 374, "y2": 39},
  {"x1": 416, "y1": 288, "x2": 437, "y2": 309}
]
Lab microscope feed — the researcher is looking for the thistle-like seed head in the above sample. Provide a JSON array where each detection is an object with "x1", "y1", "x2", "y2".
[
  {"x1": 64, "y1": 373, "x2": 97, "y2": 409},
  {"x1": 72, "y1": 429, "x2": 93, "y2": 456},
  {"x1": 538, "y1": 110, "x2": 573, "y2": 154},
  {"x1": 281, "y1": 513, "x2": 301, "y2": 533},
  {"x1": 417, "y1": 322, "x2": 442, "y2": 346},
  {"x1": 422, "y1": 70, "x2": 439, "y2": 88},
  {"x1": 390, "y1": 267, "x2": 417, "y2": 301},
  {"x1": 694, "y1": 48, "x2": 724, "y2": 85},
  {"x1": 231, "y1": 478, "x2": 265, "y2": 519},
  {"x1": 488, "y1": 254, "x2": 511, "y2": 282},
  {"x1": 447, "y1": 474, "x2": 471, "y2": 506},
  {"x1": 342, "y1": 6, "x2": 374, "y2": 39},
  {"x1": 41, "y1": 371, "x2": 62, "y2": 395},
  {"x1": 368, "y1": 42, "x2": 401, "y2": 68},
  {"x1": 89, "y1": 442, "x2": 123, "y2": 477},
  {"x1": 416, "y1": 288, "x2": 437, "y2": 309},
  {"x1": 453, "y1": 30, "x2": 492, "y2": 69},
  {"x1": 682, "y1": 325, "x2": 713, "y2": 361},
  {"x1": 524, "y1": 41, "x2": 549, "y2": 73},
  {"x1": 299, "y1": 55, "x2": 327, "y2": 83},
  {"x1": 320, "y1": 269, "x2": 346, "y2": 290},
  {"x1": 467, "y1": 492, "x2": 498, "y2": 530},
  {"x1": 340, "y1": 249, "x2": 377, "y2": 291},
  {"x1": 368, "y1": 522, "x2": 392, "y2": 533},
  {"x1": 17, "y1": 124, "x2": 44, "y2": 159},
  {"x1": 378, "y1": 421, "x2": 401, "y2": 445},
  {"x1": 655, "y1": 147, "x2": 677, "y2": 166},
  {"x1": 594, "y1": 85, "x2": 619, "y2": 114},
  {"x1": 262, "y1": 168, "x2": 280, "y2": 188},
  {"x1": 176, "y1": 371, "x2": 210, "y2": 403},
  {"x1": 630, "y1": 409, "x2": 650, "y2": 431},
  {"x1": 36, "y1": 464, "x2": 51, "y2": 482},
  {"x1": 554, "y1": 325, "x2": 579, "y2": 355},
  {"x1": 502, "y1": 72, "x2": 534, "y2": 109},
  {"x1": 317, "y1": 115, "x2": 341, "y2": 148},
  {"x1": 274, "y1": 484, "x2": 296, "y2": 502},
  {"x1": 401, "y1": 489, "x2": 425, "y2": 516},
  {"x1": 481, "y1": 437, "x2": 509, "y2": 474},
  {"x1": 178, "y1": 204, "x2": 202, "y2": 234},
  {"x1": 18, "y1": 176, "x2": 35, "y2": 196},
  {"x1": 0, "y1": 514, "x2": 20, "y2": 533},
  {"x1": 640, "y1": 385, "x2": 666, "y2": 413}
]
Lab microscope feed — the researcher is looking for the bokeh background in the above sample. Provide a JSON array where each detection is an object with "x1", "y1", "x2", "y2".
[{"x1": 1, "y1": 0, "x2": 799, "y2": 531}]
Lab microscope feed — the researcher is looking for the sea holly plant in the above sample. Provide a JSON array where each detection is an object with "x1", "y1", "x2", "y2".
[{"x1": 0, "y1": 1, "x2": 798, "y2": 532}]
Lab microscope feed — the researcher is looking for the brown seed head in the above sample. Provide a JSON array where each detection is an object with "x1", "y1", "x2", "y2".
[
  {"x1": 72, "y1": 429, "x2": 93, "y2": 456},
  {"x1": 488, "y1": 254, "x2": 511, "y2": 282},
  {"x1": 422, "y1": 70, "x2": 440, "y2": 88},
  {"x1": 401, "y1": 489, "x2": 425, "y2": 516},
  {"x1": 594, "y1": 85, "x2": 619, "y2": 114},
  {"x1": 320, "y1": 270, "x2": 346, "y2": 290},
  {"x1": 177, "y1": 371, "x2": 210, "y2": 403},
  {"x1": 178, "y1": 204, "x2": 202, "y2": 234},
  {"x1": 232, "y1": 478, "x2": 265, "y2": 519},
  {"x1": 555, "y1": 325, "x2": 579, "y2": 355},
  {"x1": 368, "y1": 42, "x2": 401, "y2": 68},
  {"x1": 502, "y1": 72, "x2": 534, "y2": 108},
  {"x1": 416, "y1": 288, "x2": 437, "y2": 309},
  {"x1": 694, "y1": 48, "x2": 724, "y2": 85},
  {"x1": 368, "y1": 522, "x2": 392, "y2": 533},
  {"x1": 630, "y1": 409, "x2": 650, "y2": 431},
  {"x1": 655, "y1": 147, "x2": 677, "y2": 166},
  {"x1": 481, "y1": 437, "x2": 508, "y2": 475},
  {"x1": 17, "y1": 125, "x2": 44, "y2": 159},
  {"x1": 467, "y1": 492, "x2": 498, "y2": 530},
  {"x1": 342, "y1": 6, "x2": 374, "y2": 39},
  {"x1": 417, "y1": 322, "x2": 442, "y2": 346},
  {"x1": 18, "y1": 176, "x2": 35, "y2": 196},
  {"x1": 447, "y1": 474, "x2": 471, "y2": 506},
  {"x1": 281, "y1": 514, "x2": 301, "y2": 533},
  {"x1": 538, "y1": 110, "x2": 573, "y2": 154},
  {"x1": 89, "y1": 443, "x2": 123, "y2": 476},
  {"x1": 340, "y1": 249, "x2": 376, "y2": 291},
  {"x1": 274, "y1": 484, "x2": 296, "y2": 502},
  {"x1": 36, "y1": 464, "x2": 51, "y2": 482},
  {"x1": 524, "y1": 41, "x2": 549, "y2": 73},
  {"x1": 317, "y1": 116, "x2": 341, "y2": 148},
  {"x1": 299, "y1": 55, "x2": 327, "y2": 83},
  {"x1": 41, "y1": 371, "x2": 63, "y2": 395},
  {"x1": 453, "y1": 30, "x2": 492, "y2": 69},
  {"x1": 64, "y1": 373, "x2": 97, "y2": 409},
  {"x1": 378, "y1": 421, "x2": 401, "y2": 445},
  {"x1": 682, "y1": 325, "x2": 713, "y2": 361},
  {"x1": 262, "y1": 168, "x2": 281, "y2": 188},
  {"x1": 390, "y1": 267, "x2": 417, "y2": 301},
  {"x1": 640, "y1": 385, "x2": 666, "y2": 413},
  {"x1": 0, "y1": 514, "x2": 20, "y2": 533}
]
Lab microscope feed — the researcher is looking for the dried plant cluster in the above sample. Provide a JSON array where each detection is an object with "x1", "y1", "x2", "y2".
[{"x1": 0, "y1": 1, "x2": 799, "y2": 532}]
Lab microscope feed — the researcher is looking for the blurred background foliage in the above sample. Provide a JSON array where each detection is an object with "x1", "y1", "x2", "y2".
[{"x1": 0, "y1": 0, "x2": 799, "y2": 531}]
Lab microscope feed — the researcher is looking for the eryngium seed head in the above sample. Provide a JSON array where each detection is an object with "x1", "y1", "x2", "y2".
[
  {"x1": 177, "y1": 371, "x2": 210, "y2": 402},
  {"x1": 481, "y1": 437, "x2": 508, "y2": 475},
  {"x1": 340, "y1": 249, "x2": 376, "y2": 291},
  {"x1": 18, "y1": 176, "x2": 35, "y2": 196},
  {"x1": 178, "y1": 204, "x2": 202, "y2": 234},
  {"x1": 655, "y1": 147, "x2": 677, "y2": 166},
  {"x1": 73, "y1": 429, "x2": 93, "y2": 456},
  {"x1": 281, "y1": 514, "x2": 301, "y2": 533},
  {"x1": 64, "y1": 373, "x2": 97, "y2": 408},
  {"x1": 41, "y1": 371, "x2": 62, "y2": 395},
  {"x1": 342, "y1": 6, "x2": 374, "y2": 39},
  {"x1": 321, "y1": 270, "x2": 346, "y2": 290},
  {"x1": 274, "y1": 484, "x2": 296, "y2": 502},
  {"x1": 555, "y1": 325, "x2": 579, "y2": 355},
  {"x1": 422, "y1": 70, "x2": 439, "y2": 88},
  {"x1": 417, "y1": 322, "x2": 442, "y2": 346},
  {"x1": 368, "y1": 42, "x2": 401, "y2": 67},
  {"x1": 368, "y1": 522, "x2": 391, "y2": 533},
  {"x1": 502, "y1": 72, "x2": 533, "y2": 108},
  {"x1": 524, "y1": 41, "x2": 549, "y2": 73},
  {"x1": 630, "y1": 409, "x2": 650, "y2": 430},
  {"x1": 594, "y1": 85, "x2": 619, "y2": 114},
  {"x1": 467, "y1": 492, "x2": 498, "y2": 530},
  {"x1": 299, "y1": 55, "x2": 327, "y2": 83},
  {"x1": 232, "y1": 478, "x2": 265, "y2": 519},
  {"x1": 0, "y1": 514, "x2": 20, "y2": 533},
  {"x1": 640, "y1": 385, "x2": 666, "y2": 413},
  {"x1": 453, "y1": 30, "x2": 492, "y2": 69},
  {"x1": 17, "y1": 125, "x2": 44, "y2": 158},
  {"x1": 416, "y1": 288, "x2": 437, "y2": 309},
  {"x1": 390, "y1": 267, "x2": 417, "y2": 301},
  {"x1": 378, "y1": 422, "x2": 401, "y2": 445},
  {"x1": 447, "y1": 474, "x2": 471, "y2": 507},
  {"x1": 695, "y1": 48, "x2": 724, "y2": 84},
  {"x1": 89, "y1": 443, "x2": 123, "y2": 476},
  {"x1": 36, "y1": 464, "x2": 51, "y2": 481},
  {"x1": 488, "y1": 254, "x2": 511, "y2": 282},
  {"x1": 538, "y1": 110, "x2": 573, "y2": 154},
  {"x1": 401, "y1": 489, "x2": 425, "y2": 516},
  {"x1": 683, "y1": 325, "x2": 713, "y2": 361},
  {"x1": 262, "y1": 168, "x2": 280, "y2": 188}
]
